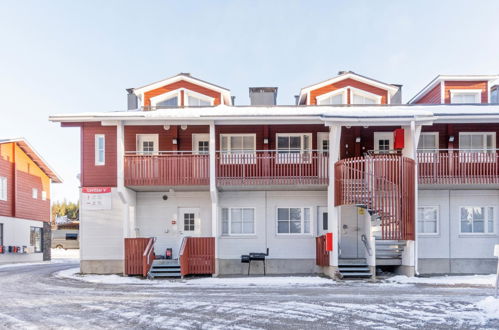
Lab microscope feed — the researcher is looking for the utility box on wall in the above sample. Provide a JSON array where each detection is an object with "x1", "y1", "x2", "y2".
[{"x1": 394, "y1": 128, "x2": 405, "y2": 149}]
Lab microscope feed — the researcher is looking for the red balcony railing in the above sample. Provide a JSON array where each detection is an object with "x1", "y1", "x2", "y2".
[
  {"x1": 179, "y1": 237, "x2": 215, "y2": 276},
  {"x1": 418, "y1": 150, "x2": 499, "y2": 185},
  {"x1": 216, "y1": 150, "x2": 328, "y2": 186},
  {"x1": 124, "y1": 152, "x2": 209, "y2": 186}
]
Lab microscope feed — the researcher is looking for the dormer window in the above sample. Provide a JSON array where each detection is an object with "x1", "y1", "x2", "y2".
[
  {"x1": 185, "y1": 91, "x2": 214, "y2": 107},
  {"x1": 157, "y1": 96, "x2": 178, "y2": 107},
  {"x1": 316, "y1": 89, "x2": 346, "y2": 105},
  {"x1": 187, "y1": 96, "x2": 211, "y2": 106},
  {"x1": 450, "y1": 90, "x2": 481, "y2": 104},
  {"x1": 351, "y1": 89, "x2": 381, "y2": 104}
]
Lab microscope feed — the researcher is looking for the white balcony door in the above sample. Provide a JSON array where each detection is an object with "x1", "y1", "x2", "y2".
[
  {"x1": 136, "y1": 134, "x2": 159, "y2": 155},
  {"x1": 192, "y1": 134, "x2": 209, "y2": 155},
  {"x1": 178, "y1": 208, "x2": 201, "y2": 237},
  {"x1": 373, "y1": 132, "x2": 393, "y2": 154},
  {"x1": 317, "y1": 132, "x2": 329, "y2": 179},
  {"x1": 318, "y1": 206, "x2": 328, "y2": 236}
]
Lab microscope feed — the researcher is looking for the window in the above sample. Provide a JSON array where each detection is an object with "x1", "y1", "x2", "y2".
[
  {"x1": 0, "y1": 177, "x2": 7, "y2": 201},
  {"x1": 95, "y1": 134, "x2": 105, "y2": 165},
  {"x1": 460, "y1": 206, "x2": 494, "y2": 234},
  {"x1": 220, "y1": 134, "x2": 256, "y2": 164},
  {"x1": 317, "y1": 90, "x2": 345, "y2": 105},
  {"x1": 0, "y1": 223, "x2": 3, "y2": 246},
  {"x1": 32, "y1": 188, "x2": 38, "y2": 199},
  {"x1": 136, "y1": 134, "x2": 158, "y2": 155},
  {"x1": 459, "y1": 132, "x2": 495, "y2": 152},
  {"x1": 197, "y1": 141, "x2": 209, "y2": 154},
  {"x1": 351, "y1": 89, "x2": 381, "y2": 105},
  {"x1": 417, "y1": 206, "x2": 439, "y2": 234},
  {"x1": 374, "y1": 132, "x2": 393, "y2": 154},
  {"x1": 156, "y1": 96, "x2": 178, "y2": 107},
  {"x1": 450, "y1": 90, "x2": 481, "y2": 104},
  {"x1": 276, "y1": 133, "x2": 312, "y2": 163},
  {"x1": 183, "y1": 213, "x2": 195, "y2": 231},
  {"x1": 65, "y1": 233, "x2": 78, "y2": 240},
  {"x1": 222, "y1": 208, "x2": 255, "y2": 235},
  {"x1": 322, "y1": 212, "x2": 328, "y2": 231},
  {"x1": 418, "y1": 132, "x2": 439, "y2": 162},
  {"x1": 30, "y1": 227, "x2": 43, "y2": 252},
  {"x1": 277, "y1": 207, "x2": 311, "y2": 234},
  {"x1": 187, "y1": 96, "x2": 211, "y2": 106},
  {"x1": 41, "y1": 191, "x2": 47, "y2": 201}
]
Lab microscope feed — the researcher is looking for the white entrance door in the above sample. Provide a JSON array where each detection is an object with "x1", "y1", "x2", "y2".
[
  {"x1": 373, "y1": 132, "x2": 393, "y2": 154},
  {"x1": 192, "y1": 134, "x2": 209, "y2": 154},
  {"x1": 317, "y1": 132, "x2": 329, "y2": 179},
  {"x1": 318, "y1": 206, "x2": 328, "y2": 236},
  {"x1": 137, "y1": 134, "x2": 159, "y2": 155},
  {"x1": 339, "y1": 206, "x2": 365, "y2": 259},
  {"x1": 178, "y1": 208, "x2": 201, "y2": 237}
]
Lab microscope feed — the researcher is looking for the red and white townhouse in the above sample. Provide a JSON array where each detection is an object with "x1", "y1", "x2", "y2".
[
  {"x1": 0, "y1": 138, "x2": 62, "y2": 264},
  {"x1": 50, "y1": 71, "x2": 499, "y2": 278}
]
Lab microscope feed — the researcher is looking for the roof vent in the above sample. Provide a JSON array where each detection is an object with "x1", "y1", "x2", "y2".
[
  {"x1": 126, "y1": 88, "x2": 138, "y2": 110},
  {"x1": 180, "y1": 72, "x2": 191, "y2": 76},
  {"x1": 338, "y1": 71, "x2": 348, "y2": 75},
  {"x1": 249, "y1": 87, "x2": 278, "y2": 106}
]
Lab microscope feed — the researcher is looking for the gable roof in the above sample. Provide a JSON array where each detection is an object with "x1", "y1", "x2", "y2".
[
  {"x1": 0, "y1": 138, "x2": 62, "y2": 183},
  {"x1": 132, "y1": 73, "x2": 232, "y2": 105},
  {"x1": 408, "y1": 74, "x2": 499, "y2": 104},
  {"x1": 298, "y1": 71, "x2": 401, "y2": 104}
]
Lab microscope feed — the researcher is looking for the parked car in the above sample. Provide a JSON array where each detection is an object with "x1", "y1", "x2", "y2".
[{"x1": 51, "y1": 229, "x2": 79, "y2": 249}]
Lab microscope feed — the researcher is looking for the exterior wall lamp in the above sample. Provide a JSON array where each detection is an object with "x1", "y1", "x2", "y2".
[
  {"x1": 355, "y1": 137, "x2": 361, "y2": 143},
  {"x1": 263, "y1": 138, "x2": 269, "y2": 144},
  {"x1": 449, "y1": 136, "x2": 455, "y2": 142},
  {"x1": 172, "y1": 138, "x2": 178, "y2": 145}
]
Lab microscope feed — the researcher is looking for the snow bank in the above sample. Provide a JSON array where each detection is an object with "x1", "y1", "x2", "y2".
[
  {"x1": 386, "y1": 274, "x2": 496, "y2": 287},
  {"x1": 51, "y1": 248, "x2": 80, "y2": 260},
  {"x1": 476, "y1": 297, "x2": 499, "y2": 319},
  {"x1": 55, "y1": 268, "x2": 334, "y2": 287}
]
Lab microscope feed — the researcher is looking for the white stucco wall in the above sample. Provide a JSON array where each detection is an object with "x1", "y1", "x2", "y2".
[
  {"x1": 418, "y1": 189, "x2": 499, "y2": 259},
  {"x1": 0, "y1": 216, "x2": 44, "y2": 264}
]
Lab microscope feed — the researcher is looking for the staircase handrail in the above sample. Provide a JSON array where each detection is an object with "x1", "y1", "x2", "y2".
[
  {"x1": 142, "y1": 237, "x2": 156, "y2": 277},
  {"x1": 361, "y1": 234, "x2": 372, "y2": 256}
]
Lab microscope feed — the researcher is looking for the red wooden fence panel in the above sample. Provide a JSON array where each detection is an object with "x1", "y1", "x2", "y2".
[
  {"x1": 315, "y1": 235, "x2": 329, "y2": 266},
  {"x1": 124, "y1": 238, "x2": 150, "y2": 275},
  {"x1": 180, "y1": 237, "x2": 215, "y2": 276}
]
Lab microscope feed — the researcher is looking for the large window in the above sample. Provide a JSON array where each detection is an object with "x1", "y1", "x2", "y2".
[
  {"x1": 0, "y1": 177, "x2": 7, "y2": 201},
  {"x1": 30, "y1": 227, "x2": 43, "y2": 252},
  {"x1": 450, "y1": 90, "x2": 481, "y2": 104},
  {"x1": 277, "y1": 207, "x2": 311, "y2": 234},
  {"x1": 417, "y1": 206, "x2": 439, "y2": 234},
  {"x1": 221, "y1": 208, "x2": 255, "y2": 235},
  {"x1": 156, "y1": 96, "x2": 178, "y2": 107},
  {"x1": 317, "y1": 91, "x2": 345, "y2": 105},
  {"x1": 95, "y1": 134, "x2": 105, "y2": 165},
  {"x1": 187, "y1": 95, "x2": 211, "y2": 106},
  {"x1": 136, "y1": 134, "x2": 159, "y2": 155},
  {"x1": 459, "y1": 132, "x2": 495, "y2": 152},
  {"x1": 418, "y1": 133, "x2": 439, "y2": 152},
  {"x1": 460, "y1": 206, "x2": 494, "y2": 234},
  {"x1": 276, "y1": 133, "x2": 312, "y2": 163},
  {"x1": 220, "y1": 134, "x2": 256, "y2": 164}
]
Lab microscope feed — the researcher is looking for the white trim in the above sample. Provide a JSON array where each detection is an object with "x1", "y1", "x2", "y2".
[
  {"x1": 184, "y1": 90, "x2": 215, "y2": 106},
  {"x1": 458, "y1": 132, "x2": 496, "y2": 150},
  {"x1": 349, "y1": 87, "x2": 382, "y2": 104},
  {"x1": 149, "y1": 90, "x2": 181, "y2": 107},
  {"x1": 221, "y1": 207, "x2": 256, "y2": 236},
  {"x1": 32, "y1": 188, "x2": 38, "y2": 199},
  {"x1": 276, "y1": 133, "x2": 312, "y2": 164},
  {"x1": 219, "y1": 134, "x2": 257, "y2": 164},
  {"x1": 315, "y1": 88, "x2": 348, "y2": 105},
  {"x1": 317, "y1": 132, "x2": 329, "y2": 153},
  {"x1": 417, "y1": 205, "x2": 439, "y2": 236},
  {"x1": 449, "y1": 89, "x2": 482, "y2": 104},
  {"x1": 373, "y1": 132, "x2": 394, "y2": 153},
  {"x1": 94, "y1": 134, "x2": 105, "y2": 166},
  {"x1": 136, "y1": 134, "x2": 159, "y2": 155},
  {"x1": 41, "y1": 191, "x2": 47, "y2": 201},
  {"x1": 192, "y1": 133, "x2": 209, "y2": 154},
  {"x1": 0, "y1": 176, "x2": 7, "y2": 201},
  {"x1": 275, "y1": 206, "x2": 313, "y2": 235},
  {"x1": 459, "y1": 206, "x2": 495, "y2": 235}
]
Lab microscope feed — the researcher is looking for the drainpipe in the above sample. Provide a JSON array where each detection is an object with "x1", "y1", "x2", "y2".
[
  {"x1": 411, "y1": 120, "x2": 421, "y2": 276},
  {"x1": 209, "y1": 122, "x2": 219, "y2": 276}
]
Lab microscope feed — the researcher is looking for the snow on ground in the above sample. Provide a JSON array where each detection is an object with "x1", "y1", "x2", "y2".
[
  {"x1": 386, "y1": 274, "x2": 496, "y2": 287},
  {"x1": 0, "y1": 249, "x2": 79, "y2": 270},
  {"x1": 51, "y1": 248, "x2": 80, "y2": 259},
  {"x1": 477, "y1": 297, "x2": 499, "y2": 319},
  {"x1": 56, "y1": 267, "x2": 335, "y2": 287}
]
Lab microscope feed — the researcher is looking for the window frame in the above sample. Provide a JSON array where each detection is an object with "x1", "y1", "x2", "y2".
[
  {"x1": 94, "y1": 134, "x2": 105, "y2": 166},
  {"x1": 276, "y1": 133, "x2": 313, "y2": 164},
  {"x1": 0, "y1": 176, "x2": 7, "y2": 201},
  {"x1": 221, "y1": 207, "x2": 256, "y2": 236},
  {"x1": 41, "y1": 191, "x2": 47, "y2": 201},
  {"x1": 183, "y1": 212, "x2": 196, "y2": 232},
  {"x1": 150, "y1": 90, "x2": 181, "y2": 107},
  {"x1": 417, "y1": 206, "x2": 439, "y2": 236},
  {"x1": 417, "y1": 132, "x2": 439, "y2": 163},
  {"x1": 450, "y1": 89, "x2": 482, "y2": 104},
  {"x1": 136, "y1": 134, "x2": 159, "y2": 155},
  {"x1": 459, "y1": 206, "x2": 495, "y2": 235},
  {"x1": 373, "y1": 132, "x2": 394, "y2": 154},
  {"x1": 350, "y1": 87, "x2": 382, "y2": 105},
  {"x1": 185, "y1": 90, "x2": 214, "y2": 107},
  {"x1": 458, "y1": 132, "x2": 496, "y2": 163},
  {"x1": 219, "y1": 134, "x2": 257, "y2": 164},
  {"x1": 316, "y1": 88, "x2": 347, "y2": 105},
  {"x1": 32, "y1": 188, "x2": 38, "y2": 199},
  {"x1": 276, "y1": 206, "x2": 313, "y2": 236},
  {"x1": 30, "y1": 226, "x2": 43, "y2": 253}
]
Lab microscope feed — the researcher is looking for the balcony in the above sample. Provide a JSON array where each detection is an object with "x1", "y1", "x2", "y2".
[
  {"x1": 124, "y1": 151, "x2": 209, "y2": 187},
  {"x1": 124, "y1": 150, "x2": 328, "y2": 188},
  {"x1": 418, "y1": 150, "x2": 499, "y2": 185}
]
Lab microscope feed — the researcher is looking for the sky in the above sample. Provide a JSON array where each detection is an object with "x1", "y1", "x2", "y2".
[{"x1": 1, "y1": 0, "x2": 499, "y2": 203}]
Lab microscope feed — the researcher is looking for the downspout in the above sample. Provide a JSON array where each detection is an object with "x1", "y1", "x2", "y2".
[{"x1": 411, "y1": 120, "x2": 420, "y2": 276}]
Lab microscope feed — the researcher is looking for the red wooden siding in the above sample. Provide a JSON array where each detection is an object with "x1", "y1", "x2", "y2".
[
  {"x1": 309, "y1": 78, "x2": 389, "y2": 105},
  {"x1": 144, "y1": 80, "x2": 223, "y2": 106},
  {"x1": 0, "y1": 142, "x2": 50, "y2": 222},
  {"x1": 335, "y1": 155, "x2": 415, "y2": 240},
  {"x1": 444, "y1": 81, "x2": 488, "y2": 104},
  {"x1": 124, "y1": 238, "x2": 151, "y2": 276},
  {"x1": 415, "y1": 83, "x2": 441, "y2": 104},
  {"x1": 179, "y1": 237, "x2": 215, "y2": 276},
  {"x1": 81, "y1": 123, "x2": 117, "y2": 187},
  {"x1": 315, "y1": 235, "x2": 330, "y2": 266}
]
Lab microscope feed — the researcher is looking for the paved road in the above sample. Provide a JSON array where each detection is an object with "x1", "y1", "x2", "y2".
[{"x1": 0, "y1": 261, "x2": 498, "y2": 329}]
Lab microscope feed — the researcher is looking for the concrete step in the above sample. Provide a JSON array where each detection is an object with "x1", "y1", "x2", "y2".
[
  {"x1": 338, "y1": 266, "x2": 370, "y2": 272},
  {"x1": 150, "y1": 268, "x2": 181, "y2": 273},
  {"x1": 340, "y1": 272, "x2": 372, "y2": 278},
  {"x1": 150, "y1": 272, "x2": 181, "y2": 278}
]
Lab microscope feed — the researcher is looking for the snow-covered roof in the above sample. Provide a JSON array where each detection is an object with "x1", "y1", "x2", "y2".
[
  {"x1": 408, "y1": 74, "x2": 499, "y2": 104},
  {"x1": 0, "y1": 137, "x2": 62, "y2": 183}
]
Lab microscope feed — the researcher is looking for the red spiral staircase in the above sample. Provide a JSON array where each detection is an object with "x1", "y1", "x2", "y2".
[{"x1": 334, "y1": 155, "x2": 416, "y2": 241}]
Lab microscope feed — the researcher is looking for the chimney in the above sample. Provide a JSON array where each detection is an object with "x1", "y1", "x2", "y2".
[
  {"x1": 338, "y1": 70, "x2": 348, "y2": 75},
  {"x1": 126, "y1": 88, "x2": 138, "y2": 110},
  {"x1": 390, "y1": 84, "x2": 403, "y2": 105},
  {"x1": 249, "y1": 87, "x2": 278, "y2": 106},
  {"x1": 231, "y1": 96, "x2": 236, "y2": 105},
  {"x1": 294, "y1": 95, "x2": 300, "y2": 105}
]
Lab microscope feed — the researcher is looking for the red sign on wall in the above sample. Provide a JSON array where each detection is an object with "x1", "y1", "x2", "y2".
[
  {"x1": 82, "y1": 187, "x2": 112, "y2": 194},
  {"x1": 394, "y1": 128, "x2": 405, "y2": 149},
  {"x1": 326, "y1": 232, "x2": 333, "y2": 251}
]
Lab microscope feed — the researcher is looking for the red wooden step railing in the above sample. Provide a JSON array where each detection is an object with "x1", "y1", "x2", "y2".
[
  {"x1": 125, "y1": 237, "x2": 155, "y2": 276},
  {"x1": 418, "y1": 150, "x2": 499, "y2": 185},
  {"x1": 335, "y1": 155, "x2": 415, "y2": 241},
  {"x1": 315, "y1": 235, "x2": 329, "y2": 266},
  {"x1": 179, "y1": 237, "x2": 215, "y2": 276},
  {"x1": 216, "y1": 150, "x2": 328, "y2": 186},
  {"x1": 124, "y1": 152, "x2": 209, "y2": 186}
]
